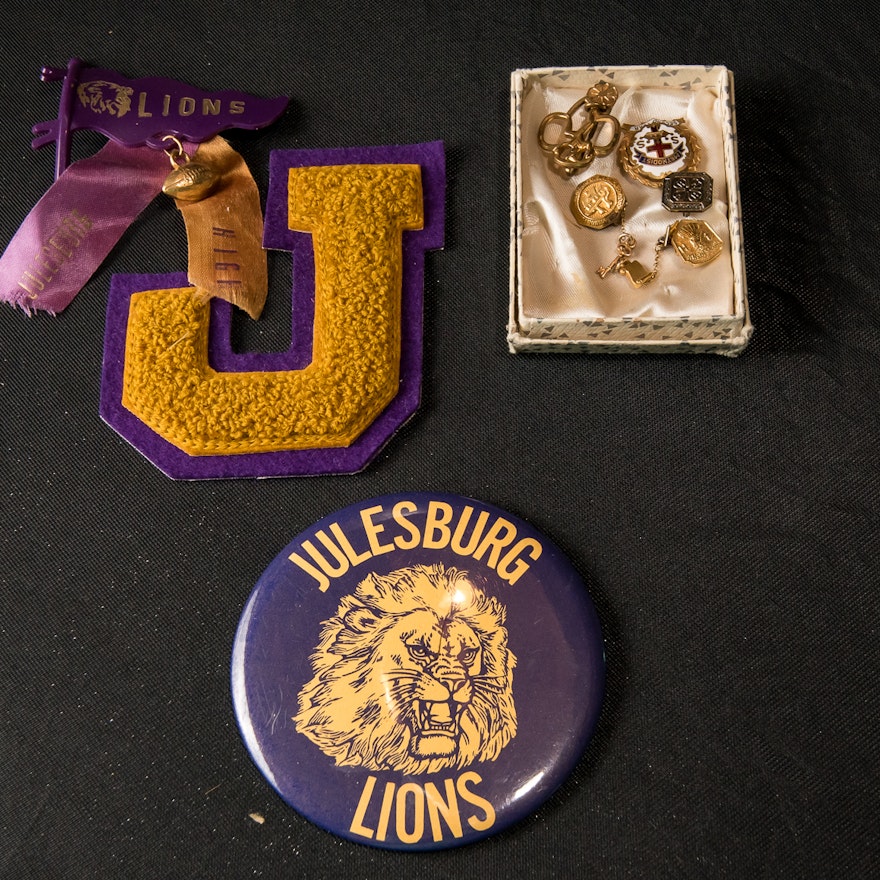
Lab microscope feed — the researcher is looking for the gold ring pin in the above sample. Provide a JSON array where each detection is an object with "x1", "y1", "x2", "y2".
[
  {"x1": 571, "y1": 175, "x2": 626, "y2": 229},
  {"x1": 538, "y1": 81, "x2": 621, "y2": 177}
]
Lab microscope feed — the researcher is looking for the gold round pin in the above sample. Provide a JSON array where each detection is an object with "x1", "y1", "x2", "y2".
[{"x1": 570, "y1": 175, "x2": 626, "y2": 229}]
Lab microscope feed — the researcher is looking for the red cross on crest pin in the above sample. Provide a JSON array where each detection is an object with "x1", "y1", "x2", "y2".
[{"x1": 618, "y1": 119, "x2": 701, "y2": 187}]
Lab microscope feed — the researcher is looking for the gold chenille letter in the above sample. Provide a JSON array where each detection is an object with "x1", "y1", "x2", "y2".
[{"x1": 121, "y1": 164, "x2": 423, "y2": 455}]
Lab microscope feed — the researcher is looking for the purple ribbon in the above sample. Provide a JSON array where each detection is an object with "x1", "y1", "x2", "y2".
[{"x1": 0, "y1": 140, "x2": 171, "y2": 314}]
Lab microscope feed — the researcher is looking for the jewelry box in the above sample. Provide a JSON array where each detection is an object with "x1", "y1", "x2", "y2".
[{"x1": 508, "y1": 65, "x2": 752, "y2": 355}]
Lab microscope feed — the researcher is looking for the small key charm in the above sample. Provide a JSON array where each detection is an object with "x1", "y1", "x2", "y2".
[
  {"x1": 596, "y1": 232, "x2": 637, "y2": 280},
  {"x1": 596, "y1": 254, "x2": 622, "y2": 279},
  {"x1": 596, "y1": 231, "x2": 660, "y2": 288}
]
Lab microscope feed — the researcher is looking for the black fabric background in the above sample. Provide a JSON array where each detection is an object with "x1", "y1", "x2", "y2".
[{"x1": 2, "y1": 2, "x2": 878, "y2": 877}]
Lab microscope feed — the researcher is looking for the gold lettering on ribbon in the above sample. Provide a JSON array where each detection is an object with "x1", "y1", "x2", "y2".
[{"x1": 16, "y1": 210, "x2": 92, "y2": 297}]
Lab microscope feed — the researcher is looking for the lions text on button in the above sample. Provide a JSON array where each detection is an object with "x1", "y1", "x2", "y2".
[{"x1": 231, "y1": 492, "x2": 605, "y2": 849}]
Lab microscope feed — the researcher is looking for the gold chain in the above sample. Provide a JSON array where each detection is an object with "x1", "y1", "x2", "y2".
[{"x1": 596, "y1": 206, "x2": 673, "y2": 288}]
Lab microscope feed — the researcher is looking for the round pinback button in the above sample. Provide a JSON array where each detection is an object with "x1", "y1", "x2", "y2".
[{"x1": 231, "y1": 493, "x2": 604, "y2": 850}]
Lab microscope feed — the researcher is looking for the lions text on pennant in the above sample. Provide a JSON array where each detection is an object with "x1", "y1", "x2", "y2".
[{"x1": 33, "y1": 59, "x2": 289, "y2": 171}]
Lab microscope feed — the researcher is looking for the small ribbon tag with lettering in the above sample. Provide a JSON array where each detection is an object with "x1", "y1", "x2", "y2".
[
  {"x1": 0, "y1": 58, "x2": 287, "y2": 315},
  {"x1": 165, "y1": 136, "x2": 269, "y2": 319}
]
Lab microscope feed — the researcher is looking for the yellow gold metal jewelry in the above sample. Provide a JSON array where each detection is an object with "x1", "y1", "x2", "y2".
[
  {"x1": 161, "y1": 135, "x2": 220, "y2": 202},
  {"x1": 668, "y1": 219, "x2": 723, "y2": 265},
  {"x1": 596, "y1": 218, "x2": 724, "y2": 287},
  {"x1": 596, "y1": 232, "x2": 654, "y2": 287},
  {"x1": 596, "y1": 219, "x2": 723, "y2": 288},
  {"x1": 584, "y1": 80, "x2": 619, "y2": 113},
  {"x1": 571, "y1": 175, "x2": 626, "y2": 229},
  {"x1": 618, "y1": 119, "x2": 701, "y2": 187},
  {"x1": 538, "y1": 82, "x2": 621, "y2": 177}
]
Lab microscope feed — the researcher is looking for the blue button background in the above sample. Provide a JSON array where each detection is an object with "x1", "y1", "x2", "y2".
[{"x1": 232, "y1": 493, "x2": 604, "y2": 850}]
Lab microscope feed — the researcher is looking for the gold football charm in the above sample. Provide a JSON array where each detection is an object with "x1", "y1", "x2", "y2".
[
  {"x1": 618, "y1": 119, "x2": 701, "y2": 187},
  {"x1": 571, "y1": 175, "x2": 626, "y2": 229},
  {"x1": 162, "y1": 161, "x2": 220, "y2": 202},
  {"x1": 160, "y1": 134, "x2": 220, "y2": 202},
  {"x1": 668, "y1": 219, "x2": 723, "y2": 266}
]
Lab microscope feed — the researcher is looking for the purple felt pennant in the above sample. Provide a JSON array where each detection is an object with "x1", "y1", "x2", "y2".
[
  {"x1": 33, "y1": 58, "x2": 289, "y2": 178},
  {"x1": 2, "y1": 59, "x2": 287, "y2": 315}
]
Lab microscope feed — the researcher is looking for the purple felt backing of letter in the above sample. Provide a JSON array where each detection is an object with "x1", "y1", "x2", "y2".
[{"x1": 99, "y1": 140, "x2": 445, "y2": 479}]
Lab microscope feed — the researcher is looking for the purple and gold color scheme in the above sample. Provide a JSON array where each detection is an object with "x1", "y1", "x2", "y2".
[
  {"x1": 33, "y1": 58, "x2": 288, "y2": 178},
  {"x1": 1, "y1": 59, "x2": 287, "y2": 315},
  {"x1": 99, "y1": 142, "x2": 446, "y2": 479},
  {"x1": 232, "y1": 493, "x2": 605, "y2": 849}
]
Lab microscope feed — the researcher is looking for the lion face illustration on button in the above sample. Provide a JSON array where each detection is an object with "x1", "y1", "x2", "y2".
[
  {"x1": 294, "y1": 564, "x2": 517, "y2": 776},
  {"x1": 232, "y1": 492, "x2": 604, "y2": 849}
]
